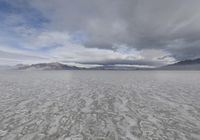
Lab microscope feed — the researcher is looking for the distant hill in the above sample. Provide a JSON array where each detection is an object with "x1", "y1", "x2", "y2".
[
  {"x1": 16, "y1": 62, "x2": 82, "y2": 70},
  {"x1": 14, "y1": 59, "x2": 200, "y2": 71},
  {"x1": 11, "y1": 59, "x2": 200, "y2": 71},
  {"x1": 90, "y1": 65, "x2": 153, "y2": 70},
  {"x1": 15, "y1": 62, "x2": 153, "y2": 71},
  {"x1": 160, "y1": 58, "x2": 200, "y2": 70}
]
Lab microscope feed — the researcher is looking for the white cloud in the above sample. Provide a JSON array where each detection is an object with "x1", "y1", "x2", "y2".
[
  {"x1": 0, "y1": 30, "x2": 146, "y2": 66},
  {"x1": 0, "y1": 29, "x2": 175, "y2": 66},
  {"x1": 30, "y1": 31, "x2": 71, "y2": 49},
  {"x1": 3, "y1": 0, "x2": 200, "y2": 66}
]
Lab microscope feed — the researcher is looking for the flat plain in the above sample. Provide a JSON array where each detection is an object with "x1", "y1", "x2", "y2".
[{"x1": 0, "y1": 71, "x2": 200, "y2": 140}]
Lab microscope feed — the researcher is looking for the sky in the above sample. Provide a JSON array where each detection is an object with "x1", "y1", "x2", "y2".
[{"x1": 0, "y1": 0, "x2": 200, "y2": 67}]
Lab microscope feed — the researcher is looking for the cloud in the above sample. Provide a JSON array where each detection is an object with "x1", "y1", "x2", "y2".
[
  {"x1": 0, "y1": 30, "x2": 148, "y2": 66},
  {"x1": 1, "y1": 0, "x2": 200, "y2": 66},
  {"x1": 0, "y1": 49, "x2": 49, "y2": 66},
  {"x1": 30, "y1": 0, "x2": 200, "y2": 59}
]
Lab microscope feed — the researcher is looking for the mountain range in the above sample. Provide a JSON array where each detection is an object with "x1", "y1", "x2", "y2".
[
  {"x1": 160, "y1": 58, "x2": 200, "y2": 70},
  {"x1": 15, "y1": 62, "x2": 83, "y2": 70},
  {"x1": 15, "y1": 63, "x2": 152, "y2": 70},
  {"x1": 1, "y1": 58, "x2": 200, "y2": 71}
]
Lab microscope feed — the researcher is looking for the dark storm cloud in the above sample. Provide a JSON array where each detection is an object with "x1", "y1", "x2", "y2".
[
  {"x1": 1, "y1": 0, "x2": 200, "y2": 66},
  {"x1": 30, "y1": 0, "x2": 200, "y2": 61},
  {"x1": 78, "y1": 59, "x2": 160, "y2": 67}
]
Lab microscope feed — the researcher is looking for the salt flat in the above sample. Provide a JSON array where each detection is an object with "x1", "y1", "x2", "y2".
[{"x1": 0, "y1": 71, "x2": 200, "y2": 140}]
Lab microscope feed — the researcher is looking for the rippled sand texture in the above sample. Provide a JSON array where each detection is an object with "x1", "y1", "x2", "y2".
[{"x1": 0, "y1": 71, "x2": 200, "y2": 140}]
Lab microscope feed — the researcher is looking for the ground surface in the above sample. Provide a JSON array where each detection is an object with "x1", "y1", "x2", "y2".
[{"x1": 0, "y1": 71, "x2": 200, "y2": 140}]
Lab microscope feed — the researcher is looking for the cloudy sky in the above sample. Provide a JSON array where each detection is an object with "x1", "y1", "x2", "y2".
[{"x1": 0, "y1": 0, "x2": 200, "y2": 67}]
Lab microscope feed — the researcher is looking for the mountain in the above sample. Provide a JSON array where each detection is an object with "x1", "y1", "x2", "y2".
[
  {"x1": 160, "y1": 58, "x2": 200, "y2": 70},
  {"x1": 16, "y1": 62, "x2": 82, "y2": 70},
  {"x1": 90, "y1": 65, "x2": 153, "y2": 70},
  {"x1": 12, "y1": 59, "x2": 200, "y2": 70},
  {"x1": 15, "y1": 62, "x2": 154, "y2": 71}
]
